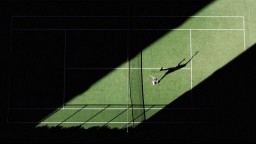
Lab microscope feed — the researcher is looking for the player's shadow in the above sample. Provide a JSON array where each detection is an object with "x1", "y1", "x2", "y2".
[{"x1": 158, "y1": 51, "x2": 198, "y2": 83}]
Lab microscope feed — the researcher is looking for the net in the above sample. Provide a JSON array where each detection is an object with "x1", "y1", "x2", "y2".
[{"x1": 129, "y1": 50, "x2": 146, "y2": 127}]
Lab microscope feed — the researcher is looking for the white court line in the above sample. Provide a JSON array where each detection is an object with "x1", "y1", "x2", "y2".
[
  {"x1": 132, "y1": 16, "x2": 245, "y2": 18},
  {"x1": 12, "y1": 16, "x2": 127, "y2": 18},
  {"x1": 126, "y1": 60, "x2": 129, "y2": 132},
  {"x1": 187, "y1": 29, "x2": 244, "y2": 31},
  {"x1": 61, "y1": 107, "x2": 203, "y2": 110},
  {"x1": 12, "y1": 28, "x2": 245, "y2": 31},
  {"x1": 126, "y1": 13, "x2": 130, "y2": 132},
  {"x1": 243, "y1": 16, "x2": 246, "y2": 51},
  {"x1": 7, "y1": 17, "x2": 13, "y2": 123},
  {"x1": 12, "y1": 15, "x2": 245, "y2": 18},
  {"x1": 63, "y1": 30, "x2": 66, "y2": 108},
  {"x1": 38, "y1": 121, "x2": 209, "y2": 124},
  {"x1": 40, "y1": 122, "x2": 135, "y2": 124},
  {"x1": 9, "y1": 121, "x2": 209, "y2": 124},
  {"x1": 66, "y1": 67, "x2": 191, "y2": 70},
  {"x1": 8, "y1": 107, "x2": 206, "y2": 110},
  {"x1": 65, "y1": 107, "x2": 159, "y2": 110},
  {"x1": 189, "y1": 30, "x2": 193, "y2": 107}
]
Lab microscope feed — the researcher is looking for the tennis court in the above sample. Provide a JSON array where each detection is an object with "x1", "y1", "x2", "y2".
[
  {"x1": 18, "y1": 16, "x2": 243, "y2": 130},
  {"x1": 4, "y1": 0, "x2": 256, "y2": 143},
  {"x1": 7, "y1": 0, "x2": 255, "y2": 133}
]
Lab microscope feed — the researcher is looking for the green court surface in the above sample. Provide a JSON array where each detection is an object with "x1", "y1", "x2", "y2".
[
  {"x1": 66, "y1": 68, "x2": 129, "y2": 105},
  {"x1": 35, "y1": 0, "x2": 256, "y2": 130}
]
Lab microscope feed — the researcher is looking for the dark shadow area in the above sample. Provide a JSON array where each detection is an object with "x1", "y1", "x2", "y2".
[
  {"x1": 3, "y1": 43, "x2": 256, "y2": 142},
  {"x1": 9, "y1": 30, "x2": 65, "y2": 109},
  {"x1": 23, "y1": 43, "x2": 256, "y2": 143},
  {"x1": 39, "y1": 104, "x2": 156, "y2": 130},
  {"x1": 122, "y1": 105, "x2": 155, "y2": 129},
  {"x1": 2, "y1": 0, "x2": 214, "y2": 143},
  {"x1": 7, "y1": 30, "x2": 65, "y2": 123},
  {"x1": 3, "y1": 124, "x2": 129, "y2": 143},
  {"x1": 131, "y1": 44, "x2": 256, "y2": 142},
  {"x1": 159, "y1": 51, "x2": 199, "y2": 83},
  {"x1": 6, "y1": 0, "x2": 212, "y2": 121}
]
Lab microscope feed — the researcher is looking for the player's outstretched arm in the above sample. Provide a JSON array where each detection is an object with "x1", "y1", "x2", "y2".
[{"x1": 150, "y1": 75, "x2": 154, "y2": 79}]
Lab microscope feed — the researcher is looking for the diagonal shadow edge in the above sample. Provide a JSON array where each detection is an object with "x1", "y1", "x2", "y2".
[
  {"x1": 39, "y1": 44, "x2": 256, "y2": 130},
  {"x1": 19, "y1": 41, "x2": 256, "y2": 143},
  {"x1": 7, "y1": 0, "x2": 214, "y2": 124},
  {"x1": 28, "y1": 0, "x2": 215, "y2": 125},
  {"x1": 64, "y1": 0, "x2": 214, "y2": 104},
  {"x1": 5, "y1": 0, "x2": 219, "y2": 141},
  {"x1": 131, "y1": 43, "x2": 256, "y2": 142}
]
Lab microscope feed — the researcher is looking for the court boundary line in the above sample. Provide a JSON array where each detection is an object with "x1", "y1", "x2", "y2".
[
  {"x1": 12, "y1": 28, "x2": 245, "y2": 31},
  {"x1": 11, "y1": 15, "x2": 244, "y2": 18},
  {"x1": 7, "y1": 17, "x2": 13, "y2": 123},
  {"x1": 8, "y1": 107, "x2": 211, "y2": 110},
  {"x1": 11, "y1": 121, "x2": 211, "y2": 124},
  {"x1": 190, "y1": 29, "x2": 193, "y2": 108},
  {"x1": 126, "y1": 7, "x2": 130, "y2": 132},
  {"x1": 62, "y1": 30, "x2": 66, "y2": 108},
  {"x1": 243, "y1": 16, "x2": 246, "y2": 51},
  {"x1": 65, "y1": 67, "x2": 191, "y2": 70}
]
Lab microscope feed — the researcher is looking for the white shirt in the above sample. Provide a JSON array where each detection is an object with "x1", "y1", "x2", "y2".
[{"x1": 152, "y1": 78, "x2": 158, "y2": 85}]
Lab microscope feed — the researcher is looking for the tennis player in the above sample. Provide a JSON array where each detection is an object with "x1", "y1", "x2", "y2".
[{"x1": 150, "y1": 75, "x2": 159, "y2": 85}]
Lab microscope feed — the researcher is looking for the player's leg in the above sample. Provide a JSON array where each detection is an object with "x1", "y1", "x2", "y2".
[
  {"x1": 178, "y1": 59, "x2": 186, "y2": 66},
  {"x1": 184, "y1": 51, "x2": 199, "y2": 65}
]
